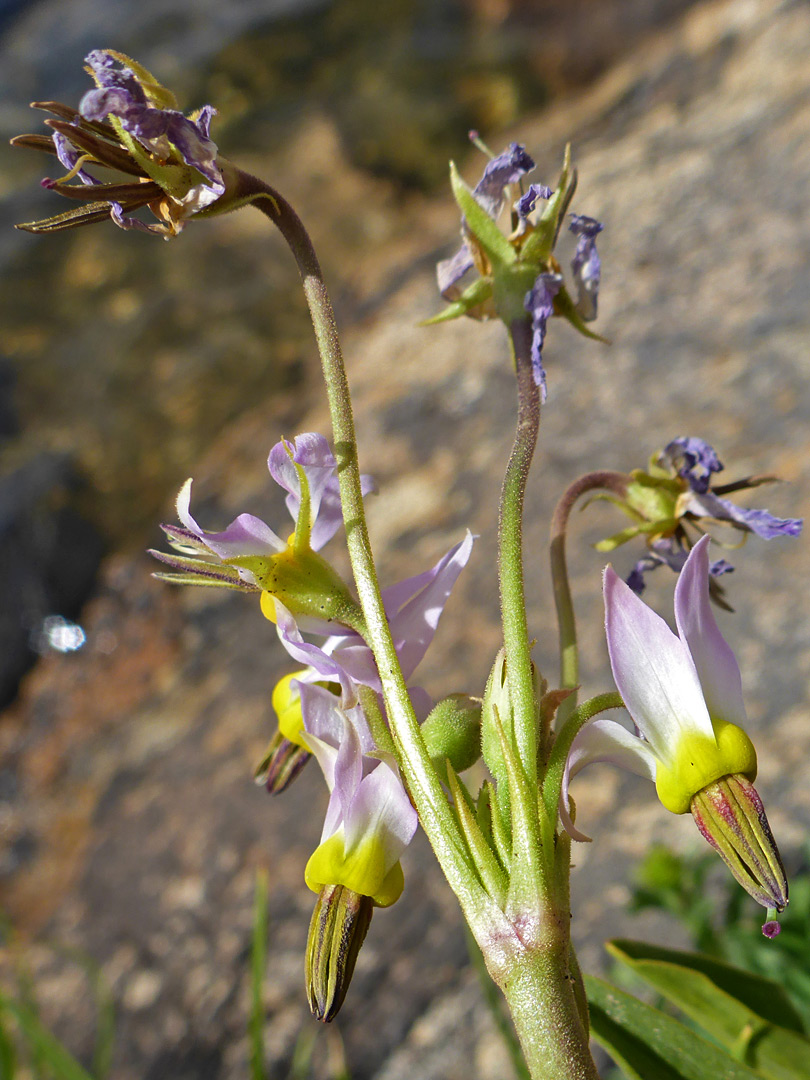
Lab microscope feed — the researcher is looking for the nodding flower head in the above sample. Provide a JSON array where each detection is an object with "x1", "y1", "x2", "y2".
[
  {"x1": 595, "y1": 436, "x2": 802, "y2": 606},
  {"x1": 562, "y1": 536, "x2": 787, "y2": 926},
  {"x1": 428, "y1": 136, "x2": 606, "y2": 401},
  {"x1": 12, "y1": 49, "x2": 230, "y2": 237},
  {"x1": 149, "y1": 433, "x2": 374, "y2": 627}
]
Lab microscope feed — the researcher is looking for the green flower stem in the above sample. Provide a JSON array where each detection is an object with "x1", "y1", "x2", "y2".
[
  {"x1": 542, "y1": 691, "x2": 624, "y2": 824},
  {"x1": 550, "y1": 471, "x2": 629, "y2": 725},
  {"x1": 498, "y1": 911, "x2": 600, "y2": 1080},
  {"x1": 499, "y1": 318, "x2": 542, "y2": 781},
  {"x1": 235, "y1": 168, "x2": 491, "y2": 923}
]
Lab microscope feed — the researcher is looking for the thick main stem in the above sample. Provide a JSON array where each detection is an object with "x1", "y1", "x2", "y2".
[
  {"x1": 499, "y1": 319, "x2": 542, "y2": 778},
  {"x1": 237, "y1": 170, "x2": 490, "y2": 922},
  {"x1": 550, "y1": 471, "x2": 628, "y2": 724}
]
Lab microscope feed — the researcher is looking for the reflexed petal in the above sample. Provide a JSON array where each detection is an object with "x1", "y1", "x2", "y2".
[
  {"x1": 274, "y1": 603, "x2": 357, "y2": 704},
  {"x1": 343, "y1": 755, "x2": 417, "y2": 858},
  {"x1": 384, "y1": 531, "x2": 475, "y2": 681},
  {"x1": 516, "y1": 183, "x2": 552, "y2": 220},
  {"x1": 674, "y1": 536, "x2": 747, "y2": 728},
  {"x1": 604, "y1": 565, "x2": 714, "y2": 762},
  {"x1": 686, "y1": 490, "x2": 803, "y2": 539},
  {"x1": 561, "y1": 716, "x2": 658, "y2": 841},
  {"x1": 176, "y1": 478, "x2": 285, "y2": 559}
]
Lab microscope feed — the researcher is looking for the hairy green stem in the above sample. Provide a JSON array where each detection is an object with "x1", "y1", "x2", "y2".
[
  {"x1": 499, "y1": 319, "x2": 542, "y2": 780},
  {"x1": 236, "y1": 168, "x2": 491, "y2": 922},
  {"x1": 550, "y1": 471, "x2": 628, "y2": 724}
]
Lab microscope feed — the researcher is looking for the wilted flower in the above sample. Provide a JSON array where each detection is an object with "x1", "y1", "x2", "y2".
[
  {"x1": 429, "y1": 138, "x2": 605, "y2": 400},
  {"x1": 12, "y1": 49, "x2": 228, "y2": 237},
  {"x1": 562, "y1": 536, "x2": 787, "y2": 923},
  {"x1": 595, "y1": 435, "x2": 802, "y2": 604}
]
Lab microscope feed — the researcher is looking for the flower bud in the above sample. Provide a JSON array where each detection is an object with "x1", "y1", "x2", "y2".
[
  {"x1": 420, "y1": 693, "x2": 482, "y2": 778},
  {"x1": 690, "y1": 774, "x2": 787, "y2": 913},
  {"x1": 305, "y1": 884, "x2": 373, "y2": 1022}
]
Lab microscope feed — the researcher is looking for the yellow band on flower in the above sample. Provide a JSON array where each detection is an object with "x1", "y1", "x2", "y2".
[
  {"x1": 655, "y1": 719, "x2": 757, "y2": 814},
  {"x1": 272, "y1": 671, "x2": 310, "y2": 748},
  {"x1": 305, "y1": 833, "x2": 405, "y2": 908}
]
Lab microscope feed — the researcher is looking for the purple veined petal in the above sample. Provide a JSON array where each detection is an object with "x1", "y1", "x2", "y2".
[
  {"x1": 473, "y1": 142, "x2": 535, "y2": 219},
  {"x1": 569, "y1": 213, "x2": 603, "y2": 322},
  {"x1": 342, "y1": 756, "x2": 418, "y2": 863},
  {"x1": 708, "y1": 495, "x2": 803, "y2": 539},
  {"x1": 385, "y1": 532, "x2": 475, "y2": 681},
  {"x1": 194, "y1": 105, "x2": 216, "y2": 140},
  {"x1": 176, "y1": 478, "x2": 286, "y2": 560},
  {"x1": 309, "y1": 471, "x2": 377, "y2": 551},
  {"x1": 80, "y1": 86, "x2": 144, "y2": 124},
  {"x1": 523, "y1": 272, "x2": 563, "y2": 401},
  {"x1": 436, "y1": 243, "x2": 475, "y2": 301},
  {"x1": 516, "y1": 183, "x2": 553, "y2": 220},
  {"x1": 662, "y1": 437, "x2": 723, "y2": 494},
  {"x1": 561, "y1": 716, "x2": 658, "y2": 841},
  {"x1": 673, "y1": 536, "x2": 748, "y2": 728},
  {"x1": 312, "y1": 712, "x2": 363, "y2": 841},
  {"x1": 299, "y1": 681, "x2": 375, "y2": 760},
  {"x1": 604, "y1": 564, "x2": 715, "y2": 763}
]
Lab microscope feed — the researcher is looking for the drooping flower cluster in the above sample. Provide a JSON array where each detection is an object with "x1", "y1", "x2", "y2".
[
  {"x1": 593, "y1": 435, "x2": 802, "y2": 604},
  {"x1": 563, "y1": 536, "x2": 787, "y2": 928},
  {"x1": 431, "y1": 138, "x2": 605, "y2": 400},
  {"x1": 12, "y1": 49, "x2": 227, "y2": 236},
  {"x1": 151, "y1": 431, "x2": 475, "y2": 1017}
]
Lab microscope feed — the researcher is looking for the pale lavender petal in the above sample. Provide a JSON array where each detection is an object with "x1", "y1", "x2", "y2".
[
  {"x1": 569, "y1": 213, "x2": 603, "y2": 322},
  {"x1": 274, "y1": 603, "x2": 356, "y2": 704},
  {"x1": 604, "y1": 564, "x2": 714, "y2": 763},
  {"x1": 437, "y1": 244, "x2": 475, "y2": 300},
  {"x1": 473, "y1": 142, "x2": 535, "y2": 218},
  {"x1": 386, "y1": 532, "x2": 475, "y2": 681},
  {"x1": 523, "y1": 272, "x2": 563, "y2": 400},
  {"x1": 110, "y1": 201, "x2": 164, "y2": 235},
  {"x1": 342, "y1": 756, "x2": 417, "y2": 862},
  {"x1": 176, "y1": 479, "x2": 285, "y2": 560},
  {"x1": 663, "y1": 437, "x2": 723, "y2": 494},
  {"x1": 561, "y1": 716, "x2": 657, "y2": 841},
  {"x1": 309, "y1": 472, "x2": 376, "y2": 551},
  {"x1": 674, "y1": 536, "x2": 747, "y2": 728}
]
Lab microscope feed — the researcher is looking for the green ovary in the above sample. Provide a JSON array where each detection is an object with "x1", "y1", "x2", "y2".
[
  {"x1": 655, "y1": 719, "x2": 757, "y2": 814},
  {"x1": 305, "y1": 832, "x2": 404, "y2": 908}
]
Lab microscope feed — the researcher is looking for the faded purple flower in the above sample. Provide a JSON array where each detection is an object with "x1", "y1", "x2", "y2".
[
  {"x1": 569, "y1": 213, "x2": 603, "y2": 322},
  {"x1": 523, "y1": 272, "x2": 563, "y2": 401}
]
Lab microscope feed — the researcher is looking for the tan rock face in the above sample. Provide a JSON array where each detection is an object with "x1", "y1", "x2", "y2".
[{"x1": 2, "y1": 0, "x2": 809, "y2": 1075}]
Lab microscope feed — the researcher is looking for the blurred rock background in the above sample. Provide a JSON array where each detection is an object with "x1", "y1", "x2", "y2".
[{"x1": 0, "y1": 0, "x2": 808, "y2": 1076}]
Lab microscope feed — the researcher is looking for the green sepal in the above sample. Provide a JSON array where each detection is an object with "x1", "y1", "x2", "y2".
[
  {"x1": 421, "y1": 277, "x2": 494, "y2": 325},
  {"x1": 594, "y1": 518, "x2": 677, "y2": 553},
  {"x1": 247, "y1": 547, "x2": 361, "y2": 629},
  {"x1": 492, "y1": 262, "x2": 544, "y2": 326},
  {"x1": 449, "y1": 161, "x2": 515, "y2": 270},
  {"x1": 552, "y1": 282, "x2": 611, "y2": 343},
  {"x1": 521, "y1": 143, "x2": 577, "y2": 264},
  {"x1": 625, "y1": 470, "x2": 682, "y2": 522},
  {"x1": 446, "y1": 768, "x2": 508, "y2": 908},
  {"x1": 478, "y1": 780, "x2": 511, "y2": 873},
  {"x1": 481, "y1": 651, "x2": 513, "y2": 841},
  {"x1": 607, "y1": 940, "x2": 810, "y2": 1079},
  {"x1": 586, "y1": 974, "x2": 766, "y2": 1080}
]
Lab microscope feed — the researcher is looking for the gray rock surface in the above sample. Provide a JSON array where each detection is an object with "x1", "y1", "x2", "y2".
[{"x1": 1, "y1": 0, "x2": 809, "y2": 1076}]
